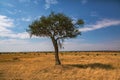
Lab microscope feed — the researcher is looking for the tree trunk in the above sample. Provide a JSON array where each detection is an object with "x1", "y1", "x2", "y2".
[{"x1": 51, "y1": 37, "x2": 61, "y2": 65}]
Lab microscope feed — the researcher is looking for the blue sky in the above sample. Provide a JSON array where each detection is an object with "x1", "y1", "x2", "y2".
[{"x1": 0, "y1": 0, "x2": 120, "y2": 52}]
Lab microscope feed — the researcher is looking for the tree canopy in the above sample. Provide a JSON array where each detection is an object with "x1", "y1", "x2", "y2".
[
  {"x1": 28, "y1": 12, "x2": 84, "y2": 40},
  {"x1": 27, "y1": 12, "x2": 84, "y2": 65}
]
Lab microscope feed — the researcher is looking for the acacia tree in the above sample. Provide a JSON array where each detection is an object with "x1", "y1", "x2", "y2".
[{"x1": 27, "y1": 12, "x2": 84, "y2": 65}]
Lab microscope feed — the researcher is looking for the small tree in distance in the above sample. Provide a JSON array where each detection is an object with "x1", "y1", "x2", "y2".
[{"x1": 27, "y1": 12, "x2": 84, "y2": 65}]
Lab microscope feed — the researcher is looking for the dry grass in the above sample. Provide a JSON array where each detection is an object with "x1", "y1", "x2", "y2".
[{"x1": 0, "y1": 52, "x2": 120, "y2": 80}]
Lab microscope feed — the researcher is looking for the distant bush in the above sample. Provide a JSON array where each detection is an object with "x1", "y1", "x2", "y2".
[
  {"x1": 96, "y1": 54, "x2": 99, "y2": 56},
  {"x1": 45, "y1": 53, "x2": 48, "y2": 55},
  {"x1": 61, "y1": 53, "x2": 64, "y2": 56},
  {"x1": 23, "y1": 53, "x2": 27, "y2": 54},
  {"x1": 114, "y1": 54, "x2": 117, "y2": 56},
  {"x1": 86, "y1": 54, "x2": 89, "y2": 56},
  {"x1": 75, "y1": 54, "x2": 77, "y2": 56},
  {"x1": 81, "y1": 56, "x2": 85, "y2": 59},
  {"x1": 13, "y1": 57, "x2": 20, "y2": 61}
]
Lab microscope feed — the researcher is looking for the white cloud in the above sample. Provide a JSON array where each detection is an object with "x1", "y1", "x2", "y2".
[
  {"x1": 0, "y1": 15, "x2": 30, "y2": 39},
  {"x1": 0, "y1": 32, "x2": 29, "y2": 39},
  {"x1": 79, "y1": 19, "x2": 120, "y2": 32},
  {"x1": 0, "y1": 15, "x2": 14, "y2": 33},
  {"x1": 21, "y1": 17, "x2": 32, "y2": 22},
  {"x1": 18, "y1": 0, "x2": 31, "y2": 3},
  {"x1": 18, "y1": 0, "x2": 58, "y2": 9},
  {"x1": 0, "y1": 38, "x2": 119, "y2": 52},
  {"x1": 18, "y1": 0, "x2": 40, "y2": 6},
  {"x1": 90, "y1": 11, "x2": 98, "y2": 17},
  {"x1": 72, "y1": 17, "x2": 77, "y2": 24},
  {"x1": 6, "y1": 9, "x2": 22, "y2": 15},
  {"x1": 0, "y1": 39, "x2": 53, "y2": 52},
  {"x1": 21, "y1": 16, "x2": 41, "y2": 22},
  {"x1": 81, "y1": 0, "x2": 87, "y2": 5},
  {"x1": 63, "y1": 39, "x2": 120, "y2": 51},
  {"x1": 1, "y1": 2, "x2": 14, "y2": 7},
  {"x1": 45, "y1": 0, "x2": 58, "y2": 9},
  {"x1": 6, "y1": 10, "x2": 15, "y2": 15},
  {"x1": 33, "y1": 0, "x2": 39, "y2": 4},
  {"x1": 4, "y1": 3, "x2": 14, "y2": 7},
  {"x1": 0, "y1": 15, "x2": 44, "y2": 39}
]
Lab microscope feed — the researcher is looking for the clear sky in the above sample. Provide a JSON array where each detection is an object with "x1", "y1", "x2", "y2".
[{"x1": 0, "y1": 0, "x2": 120, "y2": 52}]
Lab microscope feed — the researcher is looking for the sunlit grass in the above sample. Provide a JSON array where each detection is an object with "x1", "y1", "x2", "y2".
[{"x1": 0, "y1": 52, "x2": 120, "y2": 80}]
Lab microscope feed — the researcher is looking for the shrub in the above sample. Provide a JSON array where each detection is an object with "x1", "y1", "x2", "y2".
[
  {"x1": 86, "y1": 54, "x2": 89, "y2": 56},
  {"x1": 96, "y1": 54, "x2": 99, "y2": 56},
  {"x1": 13, "y1": 57, "x2": 20, "y2": 61},
  {"x1": 114, "y1": 54, "x2": 117, "y2": 56}
]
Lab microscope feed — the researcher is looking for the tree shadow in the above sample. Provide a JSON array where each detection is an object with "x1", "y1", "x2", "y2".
[{"x1": 67, "y1": 63, "x2": 114, "y2": 70}]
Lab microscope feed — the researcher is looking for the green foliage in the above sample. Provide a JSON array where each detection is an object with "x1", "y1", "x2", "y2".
[
  {"x1": 76, "y1": 19, "x2": 84, "y2": 25},
  {"x1": 27, "y1": 12, "x2": 84, "y2": 41}
]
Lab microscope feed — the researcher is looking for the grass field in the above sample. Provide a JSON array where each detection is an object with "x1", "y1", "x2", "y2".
[{"x1": 0, "y1": 51, "x2": 120, "y2": 80}]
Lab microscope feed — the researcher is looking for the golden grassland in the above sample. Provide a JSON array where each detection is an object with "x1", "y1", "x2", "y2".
[{"x1": 0, "y1": 51, "x2": 120, "y2": 80}]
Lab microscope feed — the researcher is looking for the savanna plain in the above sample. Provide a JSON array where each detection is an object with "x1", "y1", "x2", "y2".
[{"x1": 0, "y1": 51, "x2": 120, "y2": 80}]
